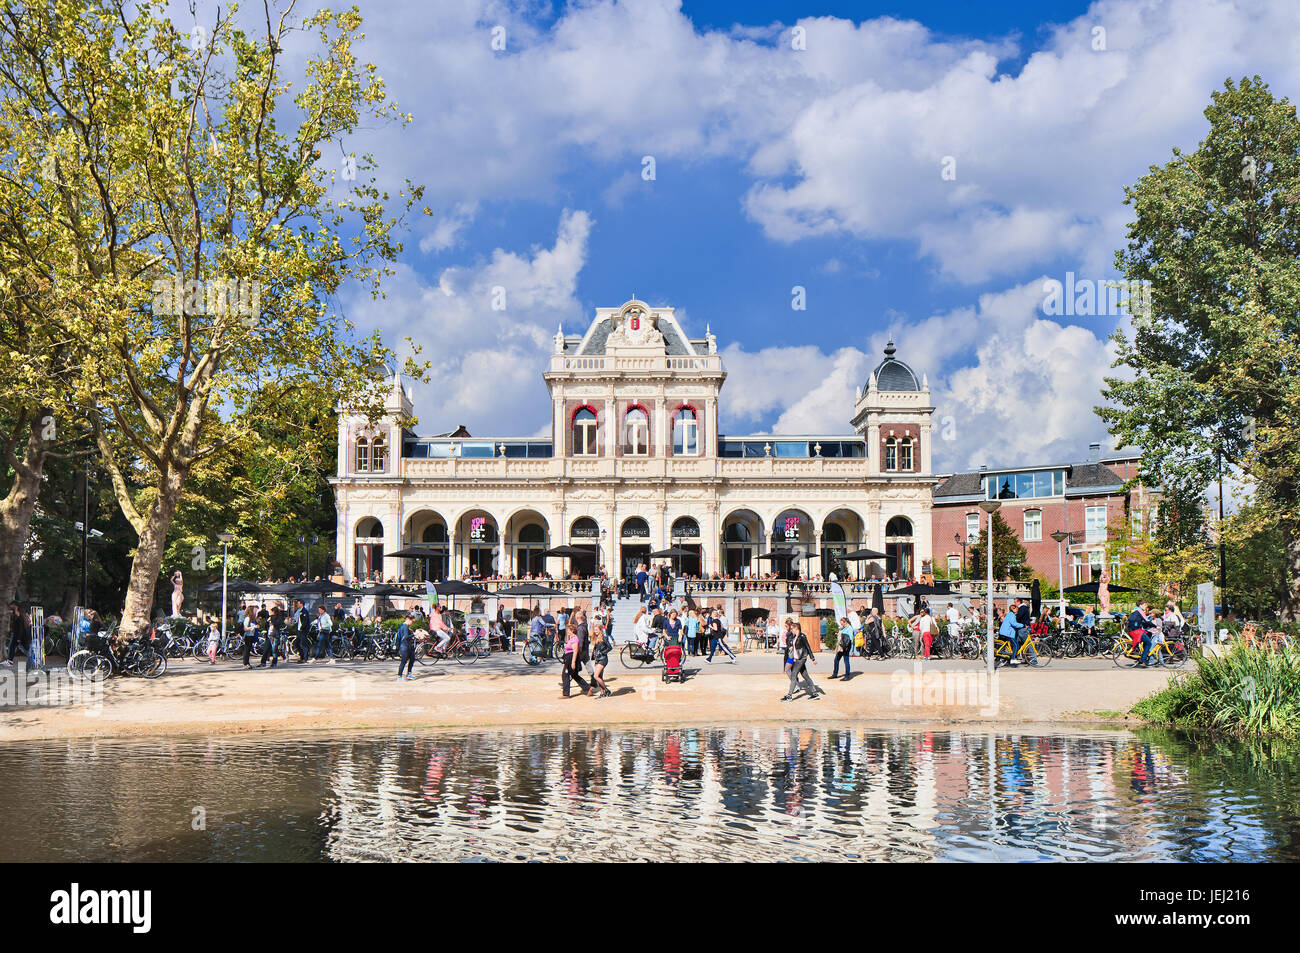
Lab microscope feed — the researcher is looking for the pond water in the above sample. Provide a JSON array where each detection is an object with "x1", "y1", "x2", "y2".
[{"x1": 1, "y1": 725, "x2": 1295, "y2": 861}]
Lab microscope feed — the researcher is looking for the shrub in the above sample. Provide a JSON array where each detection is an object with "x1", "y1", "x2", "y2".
[{"x1": 1133, "y1": 642, "x2": 1300, "y2": 737}]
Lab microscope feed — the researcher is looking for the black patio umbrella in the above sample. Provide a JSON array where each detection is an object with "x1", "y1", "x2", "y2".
[
  {"x1": 384, "y1": 545, "x2": 446, "y2": 558},
  {"x1": 494, "y1": 583, "x2": 568, "y2": 597},
  {"x1": 882, "y1": 581, "x2": 951, "y2": 598},
  {"x1": 198, "y1": 577, "x2": 263, "y2": 593},
  {"x1": 429, "y1": 580, "x2": 491, "y2": 597},
  {"x1": 356, "y1": 584, "x2": 405, "y2": 597},
  {"x1": 1063, "y1": 581, "x2": 1137, "y2": 594},
  {"x1": 285, "y1": 579, "x2": 367, "y2": 596},
  {"x1": 540, "y1": 544, "x2": 593, "y2": 577},
  {"x1": 842, "y1": 547, "x2": 888, "y2": 561},
  {"x1": 649, "y1": 545, "x2": 694, "y2": 576},
  {"x1": 1031, "y1": 578, "x2": 1042, "y2": 617}
]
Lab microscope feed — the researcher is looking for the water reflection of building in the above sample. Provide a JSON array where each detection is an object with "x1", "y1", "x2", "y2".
[{"x1": 304, "y1": 728, "x2": 1224, "y2": 863}]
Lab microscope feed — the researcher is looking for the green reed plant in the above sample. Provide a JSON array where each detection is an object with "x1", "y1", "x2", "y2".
[{"x1": 1133, "y1": 642, "x2": 1300, "y2": 737}]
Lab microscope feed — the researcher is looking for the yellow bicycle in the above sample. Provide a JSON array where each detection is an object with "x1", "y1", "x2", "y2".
[{"x1": 993, "y1": 631, "x2": 1052, "y2": 668}]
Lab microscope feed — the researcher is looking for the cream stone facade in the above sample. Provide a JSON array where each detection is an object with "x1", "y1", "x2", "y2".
[{"x1": 331, "y1": 300, "x2": 934, "y2": 583}]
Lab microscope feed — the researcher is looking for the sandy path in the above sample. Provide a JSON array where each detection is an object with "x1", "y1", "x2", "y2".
[{"x1": 0, "y1": 655, "x2": 1176, "y2": 741}]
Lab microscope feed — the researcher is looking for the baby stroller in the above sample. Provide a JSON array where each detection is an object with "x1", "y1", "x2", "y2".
[{"x1": 662, "y1": 642, "x2": 684, "y2": 683}]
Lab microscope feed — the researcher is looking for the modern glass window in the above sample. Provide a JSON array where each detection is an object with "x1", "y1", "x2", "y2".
[
  {"x1": 355, "y1": 437, "x2": 370, "y2": 472},
  {"x1": 1023, "y1": 509, "x2": 1042, "y2": 542},
  {"x1": 985, "y1": 470, "x2": 1066, "y2": 500},
  {"x1": 965, "y1": 513, "x2": 980, "y2": 542},
  {"x1": 574, "y1": 408, "x2": 599, "y2": 456},
  {"x1": 672, "y1": 408, "x2": 698, "y2": 456},
  {"x1": 1085, "y1": 505, "x2": 1107, "y2": 543},
  {"x1": 624, "y1": 407, "x2": 649, "y2": 455}
]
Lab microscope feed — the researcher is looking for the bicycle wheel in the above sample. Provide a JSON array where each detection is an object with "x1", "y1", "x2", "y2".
[
  {"x1": 417, "y1": 643, "x2": 440, "y2": 666},
  {"x1": 522, "y1": 640, "x2": 540, "y2": 666},
  {"x1": 1113, "y1": 642, "x2": 1141, "y2": 668},
  {"x1": 619, "y1": 644, "x2": 646, "y2": 668},
  {"x1": 84, "y1": 654, "x2": 112, "y2": 682},
  {"x1": 67, "y1": 649, "x2": 90, "y2": 678},
  {"x1": 992, "y1": 639, "x2": 1010, "y2": 669},
  {"x1": 1025, "y1": 640, "x2": 1052, "y2": 667},
  {"x1": 452, "y1": 643, "x2": 471, "y2": 665},
  {"x1": 466, "y1": 636, "x2": 490, "y2": 660},
  {"x1": 959, "y1": 636, "x2": 981, "y2": 660},
  {"x1": 140, "y1": 651, "x2": 166, "y2": 679}
]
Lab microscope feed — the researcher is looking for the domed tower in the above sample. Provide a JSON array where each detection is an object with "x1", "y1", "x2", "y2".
[{"x1": 851, "y1": 338, "x2": 933, "y2": 477}]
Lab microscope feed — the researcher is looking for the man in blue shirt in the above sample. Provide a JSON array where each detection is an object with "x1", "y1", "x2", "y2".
[
  {"x1": 1000, "y1": 598, "x2": 1027, "y2": 665},
  {"x1": 635, "y1": 564, "x2": 649, "y2": 602}
]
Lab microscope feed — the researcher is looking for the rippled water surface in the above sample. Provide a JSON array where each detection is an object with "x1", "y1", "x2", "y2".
[{"x1": 1, "y1": 726, "x2": 1296, "y2": 861}]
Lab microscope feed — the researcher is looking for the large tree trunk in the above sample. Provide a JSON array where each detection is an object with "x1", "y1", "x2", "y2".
[
  {"x1": 1282, "y1": 519, "x2": 1300, "y2": 623},
  {"x1": 0, "y1": 414, "x2": 50, "y2": 652},
  {"x1": 117, "y1": 464, "x2": 187, "y2": 638}
]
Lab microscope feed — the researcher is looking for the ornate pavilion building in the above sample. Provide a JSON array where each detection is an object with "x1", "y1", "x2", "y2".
[{"x1": 331, "y1": 300, "x2": 935, "y2": 584}]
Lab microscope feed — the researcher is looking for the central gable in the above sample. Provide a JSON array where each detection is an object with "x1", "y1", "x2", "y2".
[{"x1": 575, "y1": 299, "x2": 699, "y2": 357}]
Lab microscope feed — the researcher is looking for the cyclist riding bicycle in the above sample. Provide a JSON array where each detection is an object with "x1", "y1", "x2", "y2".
[
  {"x1": 428, "y1": 605, "x2": 452, "y2": 656},
  {"x1": 1000, "y1": 598, "x2": 1027, "y2": 665}
]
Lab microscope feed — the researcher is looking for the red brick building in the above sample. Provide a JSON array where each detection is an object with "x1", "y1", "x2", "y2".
[{"x1": 931, "y1": 445, "x2": 1158, "y2": 588}]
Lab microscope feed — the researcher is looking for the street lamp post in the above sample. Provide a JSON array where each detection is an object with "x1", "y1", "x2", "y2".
[
  {"x1": 599, "y1": 528, "x2": 607, "y2": 577},
  {"x1": 954, "y1": 532, "x2": 967, "y2": 579},
  {"x1": 300, "y1": 532, "x2": 318, "y2": 579},
  {"x1": 217, "y1": 532, "x2": 234, "y2": 647},
  {"x1": 978, "y1": 500, "x2": 1001, "y2": 676},
  {"x1": 1051, "y1": 530, "x2": 1070, "y2": 631}
]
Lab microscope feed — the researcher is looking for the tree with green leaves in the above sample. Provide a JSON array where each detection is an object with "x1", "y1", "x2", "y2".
[
  {"x1": 0, "y1": 2, "x2": 427, "y2": 636},
  {"x1": 968, "y1": 509, "x2": 1030, "y2": 581},
  {"x1": 1100, "y1": 76, "x2": 1300, "y2": 619}
]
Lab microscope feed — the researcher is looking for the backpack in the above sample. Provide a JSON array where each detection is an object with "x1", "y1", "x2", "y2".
[{"x1": 839, "y1": 627, "x2": 853, "y2": 650}]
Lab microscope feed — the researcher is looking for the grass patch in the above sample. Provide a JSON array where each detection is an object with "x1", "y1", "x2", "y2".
[{"x1": 1132, "y1": 643, "x2": 1300, "y2": 737}]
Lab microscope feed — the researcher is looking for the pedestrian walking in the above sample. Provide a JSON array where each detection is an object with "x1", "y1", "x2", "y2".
[
  {"x1": 294, "y1": 600, "x2": 312, "y2": 662},
  {"x1": 560, "y1": 620, "x2": 589, "y2": 699},
  {"x1": 782, "y1": 623, "x2": 821, "y2": 701},
  {"x1": 240, "y1": 606, "x2": 258, "y2": 668},
  {"x1": 590, "y1": 621, "x2": 612, "y2": 698},
  {"x1": 831, "y1": 616, "x2": 853, "y2": 679},
  {"x1": 206, "y1": 619, "x2": 220, "y2": 664},
  {"x1": 312, "y1": 605, "x2": 335, "y2": 663},
  {"x1": 395, "y1": 614, "x2": 417, "y2": 679},
  {"x1": 705, "y1": 608, "x2": 736, "y2": 662},
  {"x1": 685, "y1": 608, "x2": 700, "y2": 656}
]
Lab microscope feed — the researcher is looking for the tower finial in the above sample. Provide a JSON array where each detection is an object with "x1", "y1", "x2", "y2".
[{"x1": 884, "y1": 336, "x2": 896, "y2": 358}]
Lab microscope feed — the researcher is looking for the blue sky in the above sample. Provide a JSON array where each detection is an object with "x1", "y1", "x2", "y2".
[{"x1": 264, "y1": 0, "x2": 1300, "y2": 472}]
